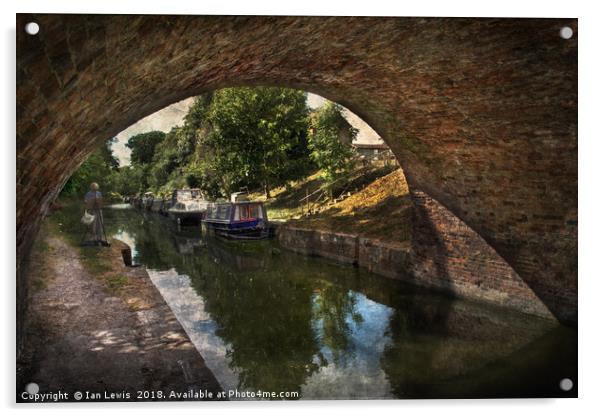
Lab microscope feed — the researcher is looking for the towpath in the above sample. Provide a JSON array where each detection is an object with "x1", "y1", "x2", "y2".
[{"x1": 18, "y1": 231, "x2": 222, "y2": 401}]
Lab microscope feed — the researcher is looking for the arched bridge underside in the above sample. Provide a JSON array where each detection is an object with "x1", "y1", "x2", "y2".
[{"x1": 16, "y1": 15, "x2": 577, "y2": 324}]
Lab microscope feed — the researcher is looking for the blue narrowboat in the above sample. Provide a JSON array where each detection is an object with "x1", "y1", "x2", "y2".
[{"x1": 202, "y1": 201, "x2": 269, "y2": 240}]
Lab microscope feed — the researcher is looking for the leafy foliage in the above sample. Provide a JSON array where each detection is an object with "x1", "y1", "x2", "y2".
[
  {"x1": 146, "y1": 94, "x2": 216, "y2": 196},
  {"x1": 203, "y1": 87, "x2": 312, "y2": 197},
  {"x1": 66, "y1": 88, "x2": 357, "y2": 201},
  {"x1": 126, "y1": 131, "x2": 166, "y2": 165},
  {"x1": 308, "y1": 102, "x2": 357, "y2": 182},
  {"x1": 112, "y1": 164, "x2": 150, "y2": 196},
  {"x1": 61, "y1": 138, "x2": 119, "y2": 199}
]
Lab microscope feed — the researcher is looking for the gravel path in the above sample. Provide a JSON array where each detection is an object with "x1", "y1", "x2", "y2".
[{"x1": 18, "y1": 234, "x2": 222, "y2": 401}]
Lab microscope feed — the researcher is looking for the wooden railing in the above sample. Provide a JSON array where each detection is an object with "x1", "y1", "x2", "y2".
[{"x1": 298, "y1": 164, "x2": 373, "y2": 216}]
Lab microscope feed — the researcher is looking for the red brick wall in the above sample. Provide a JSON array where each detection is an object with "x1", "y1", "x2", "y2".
[{"x1": 409, "y1": 190, "x2": 557, "y2": 320}]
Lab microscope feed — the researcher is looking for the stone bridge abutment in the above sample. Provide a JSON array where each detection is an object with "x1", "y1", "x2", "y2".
[{"x1": 16, "y1": 15, "x2": 577, "y2": 342}]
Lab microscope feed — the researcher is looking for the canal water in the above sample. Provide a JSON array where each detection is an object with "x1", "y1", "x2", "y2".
[{"x1": 54, "y1": 204, "x2": 577, "y2": 399}]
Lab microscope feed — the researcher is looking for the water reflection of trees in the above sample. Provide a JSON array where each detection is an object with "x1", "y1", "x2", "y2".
[
  {"x1": 106, "y1": 208, "x2": 521, "y2": 396},
  {"x1": 97, "y1": 208, "x2": 569, "y2": 399},
  {"x1": 189, "y1": 253, "x2": 320, "y2": 393},
  {"x1": 311, "y1": 285, "x2": 363, "y2": 366},
  {"x1": 378, "y1": 293, "x2": 559, "y2": 398},
  {"x1": 102, "y1": 210, "x2": 354, "y2": 393},
  {"x1": 107, "y1": 210, "x2": 197, "y2": 269}
]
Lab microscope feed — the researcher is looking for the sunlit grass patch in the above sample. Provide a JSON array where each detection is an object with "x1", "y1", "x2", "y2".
[
  {"x1": 106, "y1": 274, "x2": 130, "y2": 293},
  {"x1": 266, "y1": 207, "x2": 303, "y2": 220},
  {"x1": 28, "y1": 224, "x2": 57, "y2": 293},
  {"x1": 78, "y1": 247, "x2": 112, "y2": 275},
  {"x1": 30, "y1": 272, "x2": 50, "y2": 293},
  {"x1": 290, "y1": 168, "x2": 412, "y2": 243}
]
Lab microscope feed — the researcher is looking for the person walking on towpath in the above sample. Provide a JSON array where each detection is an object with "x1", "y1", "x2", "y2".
[{"x1": 82, "y1": 182, "x2": 109, "y2": 246}]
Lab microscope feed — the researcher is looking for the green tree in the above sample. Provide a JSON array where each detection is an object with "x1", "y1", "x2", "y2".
[
  {"x1": 205, "y1": 87, "x2": 311, "y2": 197},
  {"x1": 112, "y1": 164, "x2": 150, "y2": 196},
  {"x1": 308, "y1": 102, "x2": 357, "y2": 183},
  {"x1": 101, "y1": 137, "x2": 120, "y2": 170},
  {"x1": 149, "y1": 128, "x2": 182, "y2": 191},
  {"x1": 61, "y1": 138, "x2": 119, "y2": 198},
  {"x1": 126, "y1": 131, "x2": 166, "y2": 165},
  {"x1": 101, "y1": 89, "x2": 316, "y2": 200},
  {"x1": 148, "y1": 94, "x2": 215, "y2": 195},
  {"x1": 184, "y1": 92, "x2": 214, "y2": 133}
]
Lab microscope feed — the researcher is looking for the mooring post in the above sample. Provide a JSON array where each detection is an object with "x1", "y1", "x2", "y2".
[{"x1": 121, "y1": 247, "x2": 132, "y2": 267}]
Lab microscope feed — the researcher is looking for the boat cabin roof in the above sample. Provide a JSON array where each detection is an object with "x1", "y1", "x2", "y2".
[
  {"x1": 211, "y1": 201, "x2": 264, "y2": 207},
  {"x1": 230, "y1": 191, "x2": 250, "y2": 202},
  {"x1": 172, "y1": 188, "x2": 205, "y2": 200}
]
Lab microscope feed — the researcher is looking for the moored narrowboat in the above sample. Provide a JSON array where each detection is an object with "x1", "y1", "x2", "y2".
[
  {"x1": 168, "y1": 199, "x2": 209, "y2": 225},
  {"x1": 167, "y1": 189, "x2": 209, "y2": 225},
  {"x1": 150, "y1": 197, "x2": 165, "y2": 213},
  {"x1": 202, "y1": 201, "x2": 269, "y2": 240}
]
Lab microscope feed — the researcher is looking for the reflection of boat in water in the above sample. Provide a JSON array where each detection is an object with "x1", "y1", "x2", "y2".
[
  {"x1": 172, "y1": 234, "x2": 204, "y2": 255},
  {"x1": 206, "y1": 237, "x2": 270, "y2": 271},
  {"x1": 202, "y1": 200, "x2": 269, "y2": 240},
  {"x1": 141, "y1": 192, "x2": 154, "y2": 210},
  {"x1": 167, "y1": 189, "x2": 209, "y2": 225}
]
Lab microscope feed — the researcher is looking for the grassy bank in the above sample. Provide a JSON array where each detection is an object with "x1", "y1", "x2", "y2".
[
  {"x1": 41, "y1": 206, "x2": 135, "y2": 298},
  {"x1": 251, "y1": 165, "x2": 412, "y2": 244},
  {"x1": 289, "y1": 169, "x2": 412, "y2": 243},
  {"x1": 251, "y1": 163, "x2": 399, "y2": 219}
]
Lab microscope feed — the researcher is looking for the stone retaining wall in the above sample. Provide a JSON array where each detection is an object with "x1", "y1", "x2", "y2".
[
  {"x1": 276, "y1": 225, "x2": 410, "y2": 280},
  {"x1": 276, "y1": 223, "x2": 554, "y2": 320}
]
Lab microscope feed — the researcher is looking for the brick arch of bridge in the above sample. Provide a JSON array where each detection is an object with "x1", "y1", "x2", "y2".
[{"x1": 17, "y1": 15, "x2": 577, "y2": 325}]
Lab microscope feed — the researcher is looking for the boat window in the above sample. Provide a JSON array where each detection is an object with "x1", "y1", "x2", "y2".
[
  {"x1": 215, "y1": 205, "x2": 231, "y2": 220},
  {"x1": 208, "y1": 205, "x2": 218, "y2": 218},
  {"x1": 249, "y1": 204, "x2": 263, "y2": 219},
  {"x1": 240, "y1": 205, "x2": 251, "y2": 220}
]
